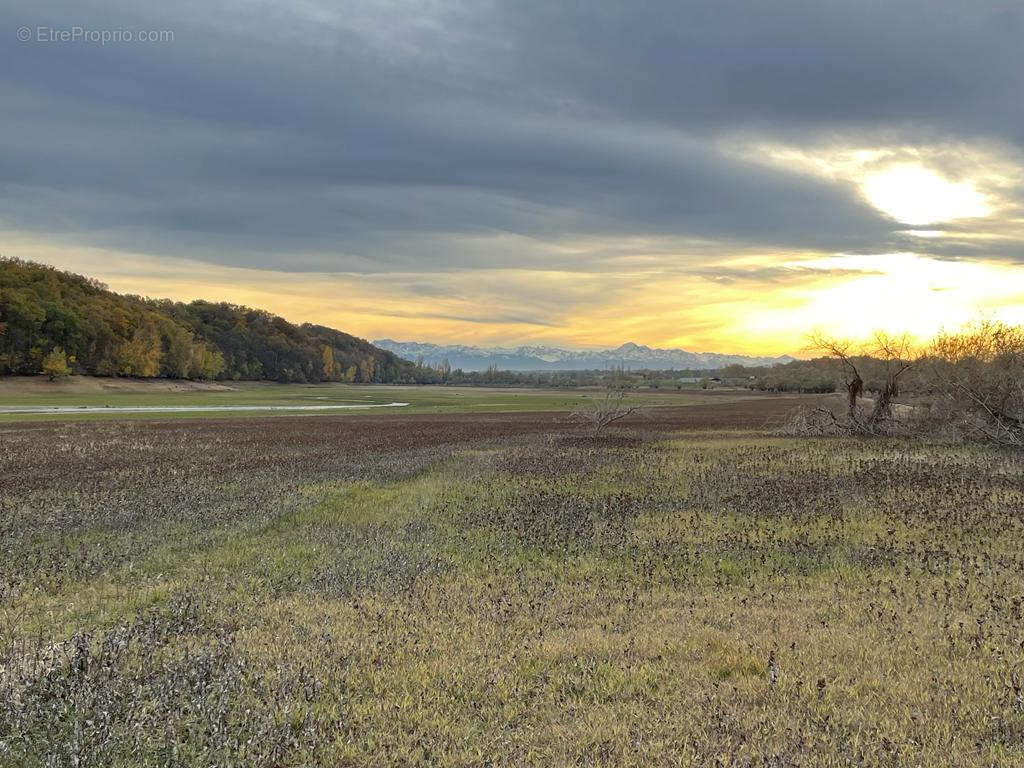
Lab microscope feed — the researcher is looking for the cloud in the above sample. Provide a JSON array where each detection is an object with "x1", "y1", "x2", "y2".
[
  {"x1": 2, "y1": 0, "x2": 1022, "y2": 349},
  {"x1": 494, "y1": 2, "x2": 1024, "y2": 139},
  {"x1": 14, "y1": 0, "x2": 1015, "y2": 271},
  {"x1": 688, "y1": 265, "x2": 884, "y2": 285}
]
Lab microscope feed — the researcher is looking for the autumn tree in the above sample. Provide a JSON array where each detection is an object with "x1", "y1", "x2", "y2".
[
  {"x1": 164, "y1": 326, "x2": 195, "y2": 378},
  {"x1": 321, "y1": 345, "x2": 335, "y2": 380},
  {"x1": 119, "y1": 321, "x2": 162, "y2": 377},
  {"x1": 41, "y1": 347, "x2": 73, "y2": 380},
  {"x1": 188, "y1": 342, "x2": 225, "y2": 380},
  {"x1": 358, "y1": 356, "x2": 376, "y2": 383}
]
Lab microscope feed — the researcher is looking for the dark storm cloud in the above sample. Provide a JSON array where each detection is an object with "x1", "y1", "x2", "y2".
[
  {"x1": 2, "y1": 0, "x2": 1021, "y2": 271},
  {"x1": 493, "y1": 1, "x2": 1024, "y2": 141}
]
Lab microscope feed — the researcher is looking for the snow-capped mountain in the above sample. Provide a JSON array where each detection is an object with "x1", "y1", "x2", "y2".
[{"x1": 373, "y1": 340, "x2": 794, "y2": 372}]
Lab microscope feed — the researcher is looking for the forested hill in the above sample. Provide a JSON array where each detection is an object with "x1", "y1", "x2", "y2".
[{"x1": 0, "y1": 258, "x2": 418, "y2": 383}]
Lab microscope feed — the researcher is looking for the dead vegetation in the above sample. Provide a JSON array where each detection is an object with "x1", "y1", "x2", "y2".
[
  {"x1": 923, "y1": 320, "x2": 1024, "y2": 448},
  {"x1": 786, "y1": 322, "x2": 1024, "y2": 448},
  {"x1": 570, "y1": 389, "x2": 641, "y2": 435},
  {"x1": 794, "y1": 331, "x2": 916, "y2": 437}
]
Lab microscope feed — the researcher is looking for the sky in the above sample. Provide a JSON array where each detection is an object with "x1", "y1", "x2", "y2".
[{"x1": 4, "y1": 1, "x2": 1024, "y2": 354}]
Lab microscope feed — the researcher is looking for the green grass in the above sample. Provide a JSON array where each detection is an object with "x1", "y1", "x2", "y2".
[{"x1": 0, "y1": 377, "x2": 754, "y2": 420}]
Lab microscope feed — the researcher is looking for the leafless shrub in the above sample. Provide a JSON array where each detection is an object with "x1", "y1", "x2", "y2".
[
  {"x1": 778, "y1": 403, "x2": 913, "y2": 438},
  {"x1": 789, "y1": 322, "x2": 1024, "y2": 448},
  {"x1": 922, "y1": 320, "x2": 1024, "y2": 448},
  {"x1": 570, "y1": 389, "x2": 640, "y2": 435},
  {"x1": 777, "y1": 405, "x2": 847, "y2": 436}
]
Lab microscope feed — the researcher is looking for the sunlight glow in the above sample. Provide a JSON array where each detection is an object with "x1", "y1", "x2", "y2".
[
  {"x1": 898, "y1": 229, "x2": 944, "y2": 238},
  {"x1": 860, "y1": 165, "x2": 988, "y2": 225},
  {"x1": 743, "y1": 253, "x2": 1024, "y2": 347}
]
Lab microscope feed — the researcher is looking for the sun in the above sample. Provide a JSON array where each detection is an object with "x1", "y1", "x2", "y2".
[{"x1": 860, "y1": 165, "x2": 989, "y2": 226}]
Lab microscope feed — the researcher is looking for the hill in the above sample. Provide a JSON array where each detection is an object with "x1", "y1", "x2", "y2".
[
  {"x1": 374, "y1": 339, "x2": 794, "y2": 372},
  {"x1": 0, "y1": 259, "x2": 417, "y2": 383}
]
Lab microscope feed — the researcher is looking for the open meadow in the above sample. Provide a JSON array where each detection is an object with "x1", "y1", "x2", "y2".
[
  {"x1": 2, "y1": 392, "x2": 1024, "y2": 766},
  {"x1": 6, "y1": 0, "x2": 1023, "y2": 764}
]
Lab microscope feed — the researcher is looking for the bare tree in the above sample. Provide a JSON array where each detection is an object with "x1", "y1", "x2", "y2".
[
  {"x1": 866, "y1": 331, "x2": 916, "y2": 423},
  {"x1": 786, "y1": 322, "x2": 1024, "y2": 448},
  {"x1": 800, "y1": 331, "x2": 916, "y2": 435},
  {"x1": 572, "y1": 389, "x2": 640, "y2": 435},
  {"x1": 807, "y1": 332, "x2": 863, "y2": 420}
]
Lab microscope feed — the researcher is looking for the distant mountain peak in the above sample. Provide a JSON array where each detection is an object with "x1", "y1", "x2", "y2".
[{"x1": 373, "y1": 339, "x2": 793, "y2": 372}]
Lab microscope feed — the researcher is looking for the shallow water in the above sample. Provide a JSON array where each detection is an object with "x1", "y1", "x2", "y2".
[{"x1": 0, "y1": 402, "x2": 411, "y2": 414}]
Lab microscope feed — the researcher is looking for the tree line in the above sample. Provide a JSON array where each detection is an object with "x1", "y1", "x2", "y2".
[{"x1": 0, "y1": 259, "x2": 418, "y2": 383}]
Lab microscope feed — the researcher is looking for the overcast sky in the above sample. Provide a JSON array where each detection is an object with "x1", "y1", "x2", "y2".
[{"x1": 4, "y1": 0, "x2": 1023, "y2": 352}]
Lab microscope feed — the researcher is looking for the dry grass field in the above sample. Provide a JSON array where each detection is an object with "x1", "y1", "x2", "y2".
[{"x1": 2, "y1": 396, "x2": 1023, "y2": 766}]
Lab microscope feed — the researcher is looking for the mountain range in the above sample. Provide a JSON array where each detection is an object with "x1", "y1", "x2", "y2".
[{"x1": 374, "y1": 340, "x2": 794, "y2": 372}]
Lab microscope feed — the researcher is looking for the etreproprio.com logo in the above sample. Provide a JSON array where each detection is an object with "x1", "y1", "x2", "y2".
[{"x1": 17, "y1": 25, "x2": 174, "y2": 44}]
